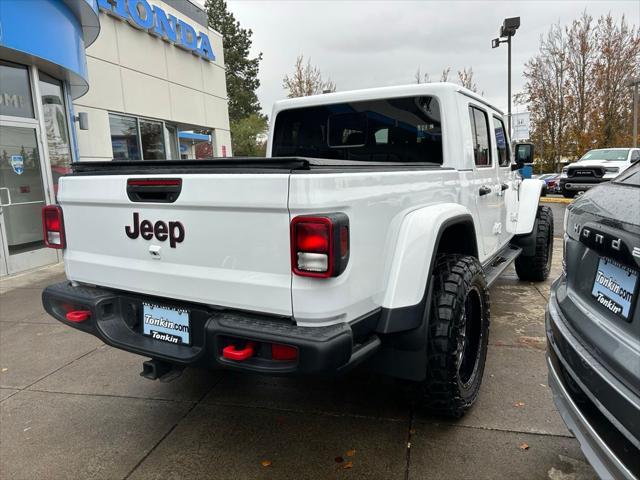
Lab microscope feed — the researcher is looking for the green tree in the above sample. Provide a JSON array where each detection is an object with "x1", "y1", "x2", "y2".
[
  {"x1": 230, "y1": 114, "x2": 268, "y2": 156},
  {"x1": 205, "y1": 0, "x2": 263, "y2": 122}
]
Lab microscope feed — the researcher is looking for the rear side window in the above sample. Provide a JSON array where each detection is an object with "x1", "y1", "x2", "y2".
[
  {"x1": 492, "y1": 116, "x2": 510, "y2": 167},
  {"x1": 469, "y1": 106, "x2": 491, "y2": 167},
  {"x1": 615, "y1": 163, "x2": 640, "y2": 186},
  {"x1": 272, "y1": 96, "x2": 443, "y2": 164}
]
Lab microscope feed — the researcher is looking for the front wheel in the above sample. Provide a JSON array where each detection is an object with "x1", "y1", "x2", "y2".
[
  {"x1": 562, "y1": 189, "x2": 576, "y2": 198},
  {"x1": 410, "y1": 255, "x2": 490, "y2": 418}
]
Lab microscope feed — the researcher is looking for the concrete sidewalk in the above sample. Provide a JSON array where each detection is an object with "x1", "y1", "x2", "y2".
[{"x1": 0, "y1": 217, "x2": 596, "y2": 479}]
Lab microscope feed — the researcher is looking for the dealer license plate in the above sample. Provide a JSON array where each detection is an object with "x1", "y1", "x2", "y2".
[
  {"x1": 142, "y1": 303, "x2": 191, "y2": 345},
  {"x1": 591, "y1": 257, "x2": 638, "y2": 321}
]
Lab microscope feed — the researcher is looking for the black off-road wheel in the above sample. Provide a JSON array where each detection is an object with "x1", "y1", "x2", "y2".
[
  {"x1": 411, "y1": 255, "x2": 490, "y2": 418},
  {"x1": 515, "y1": 205, "x2": 554, "y2": 282}
]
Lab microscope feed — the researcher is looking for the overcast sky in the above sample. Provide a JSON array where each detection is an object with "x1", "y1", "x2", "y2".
[{"x1": 214, "y1": 0, "x2": 638, "y2": 116}]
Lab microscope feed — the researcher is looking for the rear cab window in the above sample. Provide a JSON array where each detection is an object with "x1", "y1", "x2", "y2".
[
  {"x1": 492, "y1": 116, "x2": 510, "y2": 167},
  {"x1": 614, "y1": 163, "x2": 640, "y2": 186},
  {"x1": 272, "y1": 96, "x2": 443, "y2": 164},
  {"x1": 468, "y1": 106, "x2": 491, "y2": 167}
]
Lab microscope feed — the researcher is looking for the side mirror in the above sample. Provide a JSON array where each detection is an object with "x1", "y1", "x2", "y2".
[{"x1": 512, "y1": 142, "x2": 534, "y2": 171}]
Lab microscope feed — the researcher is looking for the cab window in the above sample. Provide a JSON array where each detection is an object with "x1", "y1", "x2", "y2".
[
  {"x1": 492, "y1": 116, "x2": 510, "y2": 167},
  {"x1": 469, "y1": 106, "x2": 491, "y2": 167},
  {"x1": 272, "y1": 96, "x2": 443, "y2": 164}
]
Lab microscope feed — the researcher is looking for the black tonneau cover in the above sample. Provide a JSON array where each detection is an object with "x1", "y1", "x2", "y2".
[{"x1": 70, "y1": 157, "x2": 443, "y2": 175}]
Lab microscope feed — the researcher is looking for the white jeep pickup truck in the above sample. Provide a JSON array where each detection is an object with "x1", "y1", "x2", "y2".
[{"x1": 42, "y1": 83, "x2": 552, "y2": 417}]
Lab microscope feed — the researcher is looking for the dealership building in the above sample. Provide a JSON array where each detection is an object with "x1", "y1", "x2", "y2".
[{"x1": 0, "y1": 0, "x2": 231, "y2": 276}]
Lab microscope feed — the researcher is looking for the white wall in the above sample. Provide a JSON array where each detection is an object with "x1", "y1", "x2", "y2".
[{"x1": 73, "y1": 0, "x2": 231, "y2": 161}]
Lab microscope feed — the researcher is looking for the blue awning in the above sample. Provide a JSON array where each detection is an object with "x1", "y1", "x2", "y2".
[
  {"x1": 179, "y1": 132, "x2": 211, "y2": 142},
  {"x1": 0, "y1": 0, "x2": 100, "y2": 98}
]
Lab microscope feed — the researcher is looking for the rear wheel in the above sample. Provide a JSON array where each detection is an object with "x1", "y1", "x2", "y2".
[
  {"x1": 562, "y1": 189, "x2": 576, "y2": 198},
  {"x1": 410, "y1": 255, "x2": 490, "y2": 418},
  {"x1": 515, "y1": 205, "x2": 554, "y2": 281}
]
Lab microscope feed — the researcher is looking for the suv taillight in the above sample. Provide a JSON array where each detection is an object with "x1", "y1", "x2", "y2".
[
  {"x1": 42, "y1": 205, "x2": 65, "y2": 249},
  {"x1": 291, "y1": 214, "x2": 349, "y2": 278}
]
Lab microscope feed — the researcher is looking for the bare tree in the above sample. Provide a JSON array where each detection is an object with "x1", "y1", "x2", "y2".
[
  {"x1": 565, "y1": 11, "x2": 597, "y2": 156},
  {"x1": 457, "y1": 67, "x2": 477, "y2": 92},
  {"x1": 592, "y1": 14, "x2": 640, "y2": 147},
  {"x1": 283, "y1": 55, "x2": 336, "y2": 98},
  {"x1": 524, "y1": 23, "x2": 569, "y2": 172},
  {"x1": 440, "y1": 67, "x2": 451, "y2": 82},
  {"x1": 524, "y1": 12, "x2": 639, "y2": 170},
  {"x1": 415, "y1": 67, "x2": 431, "y2": 84}
]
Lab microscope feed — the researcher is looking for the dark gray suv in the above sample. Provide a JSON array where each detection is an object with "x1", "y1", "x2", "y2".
[{"x1": 547, "y1": 163, "x2": 640, "y2": 479}]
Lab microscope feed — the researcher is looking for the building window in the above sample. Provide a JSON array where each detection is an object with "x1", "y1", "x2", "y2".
[
  {"x1": 165, "y1": 124, "x2": 179, "y2": 160},
  {"x1": 108, "y1": 113, "x2": 184, "y2": 161},
  {"x1": 139, "y1": 119, "x2": 165, "y2": 160},
  {"x1": 0, "y1": 61, "x2": 35, "y2": 119},
  {"x1": 109, "y1": 114, "x2": 140, "y2": 160},
  {"x1": 39, "y1": 72, "x2": 72, "y2": 195}
]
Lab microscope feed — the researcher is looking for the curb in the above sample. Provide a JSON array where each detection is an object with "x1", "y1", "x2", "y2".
[{"x1": 540, "y1": 197, "x2": 572, "y2": 205}]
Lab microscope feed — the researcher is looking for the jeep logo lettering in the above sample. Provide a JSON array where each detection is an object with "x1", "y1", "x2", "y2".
[{"x1": 125, "y1": 212, "x2": 185, "y2": 248}]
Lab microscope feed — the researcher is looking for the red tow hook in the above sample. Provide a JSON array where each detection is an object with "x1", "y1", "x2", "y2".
[
  {"x1": 65, "y1": 310, "x2": 91, "y2": 323},
  {"x1": 222, "y1": 341, "x2": 255, "y2": 361}
]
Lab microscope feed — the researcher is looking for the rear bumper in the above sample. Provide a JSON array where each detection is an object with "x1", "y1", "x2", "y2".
[
  {"x1": 546, "y1": 284, "x2": 640, "y2": 479},
  {"x1": 42, "y1": 281, "x2": 380, "y2": 376}
]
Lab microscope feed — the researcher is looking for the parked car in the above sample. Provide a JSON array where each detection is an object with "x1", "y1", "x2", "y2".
[
  {"x1": 538, "y1": 173, "x2": 560, "y2": 196},
  {"x1": 560, "y1": 147, "x2": 640, "y2": 198},
  {"x1": 547, "y1": 162, "x2": 640, "y2": 479},
  {"x1": 41, "y1": 83, "x2": 552, "y2": 418}
]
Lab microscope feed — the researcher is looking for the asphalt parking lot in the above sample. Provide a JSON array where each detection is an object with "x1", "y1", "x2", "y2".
[{"x1": 0, "y1": 202, "x2": 597, "y2": 480}]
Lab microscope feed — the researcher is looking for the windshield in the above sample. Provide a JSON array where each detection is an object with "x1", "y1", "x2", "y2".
[
  {"x1": 579, "y1": 149, "x2": 629, "y2": 161},
  {"x1": 272, "y1": 96, "x2": 443, "y2": 164}
]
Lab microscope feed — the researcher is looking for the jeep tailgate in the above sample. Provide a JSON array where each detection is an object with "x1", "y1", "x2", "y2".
[{"x1": 58, "y1": 172, "x2": 292, "y2": 316}]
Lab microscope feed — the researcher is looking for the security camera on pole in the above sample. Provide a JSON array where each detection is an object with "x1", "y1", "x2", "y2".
[{"x1": 492, "y1": 17, "x2": 521, "y2": 138}]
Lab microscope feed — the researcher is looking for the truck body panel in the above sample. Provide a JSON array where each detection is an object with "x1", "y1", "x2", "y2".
[{"x1": 59, "y1": 173, "x2": 293, "y2": 316}]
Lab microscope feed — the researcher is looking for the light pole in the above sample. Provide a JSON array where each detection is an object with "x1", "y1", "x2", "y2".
[
  {"x1": 626, "y1": 77, "x2": 639, "y2": 147},
  {"x1": 492, "y1": 17, "x2": 521, "y2": 137}
]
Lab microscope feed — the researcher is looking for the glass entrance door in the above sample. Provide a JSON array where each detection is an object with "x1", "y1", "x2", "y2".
[{"x1": 0, "y1": 121, "x2": 58, "y2": 274}]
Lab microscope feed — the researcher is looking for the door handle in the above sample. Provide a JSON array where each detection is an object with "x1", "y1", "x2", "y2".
[
  {"x1": 478, "y1": 185, "x2": 492, "y2": 196},
  {"x1": 0, "y1": 188, "x2": 11, "y2": 207}
]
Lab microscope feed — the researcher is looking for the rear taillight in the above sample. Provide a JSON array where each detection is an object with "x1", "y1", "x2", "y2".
[
  {"x1": 42, "y1": 205, "x2": 65, "y2": 249},
  {"x1": 291, "y1": 214, "x2": 349, "y2": 278}
]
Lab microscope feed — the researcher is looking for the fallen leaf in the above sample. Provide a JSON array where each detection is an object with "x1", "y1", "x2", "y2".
[
  {"x1": 260, "y1": 460, "x2": 272, "y2": 468},
  {"x1": 519, "y1": 443, "x2": 529, "y2": 450},
  {"x1": 334, "y1": 456, "x2": 344, "y2": 463},
  {"x1": 345, "y1": 449, "x2": 356, "y2": 457},
  {"x1": 514, "y1": 401, "x2": 525, "y2": 408},
  {"x1": 343, "y1": 461, "x2": 353, "y2": 469}
]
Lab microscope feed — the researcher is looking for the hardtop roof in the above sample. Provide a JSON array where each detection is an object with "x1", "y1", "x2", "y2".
[{"x1": 273, "y1": 82, "x2": 504, "y2": 116}]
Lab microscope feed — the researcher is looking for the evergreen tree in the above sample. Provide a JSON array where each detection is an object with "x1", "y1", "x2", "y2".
[{"x1": 205, "y1": 0, "x2": 263, "y2": 121}]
